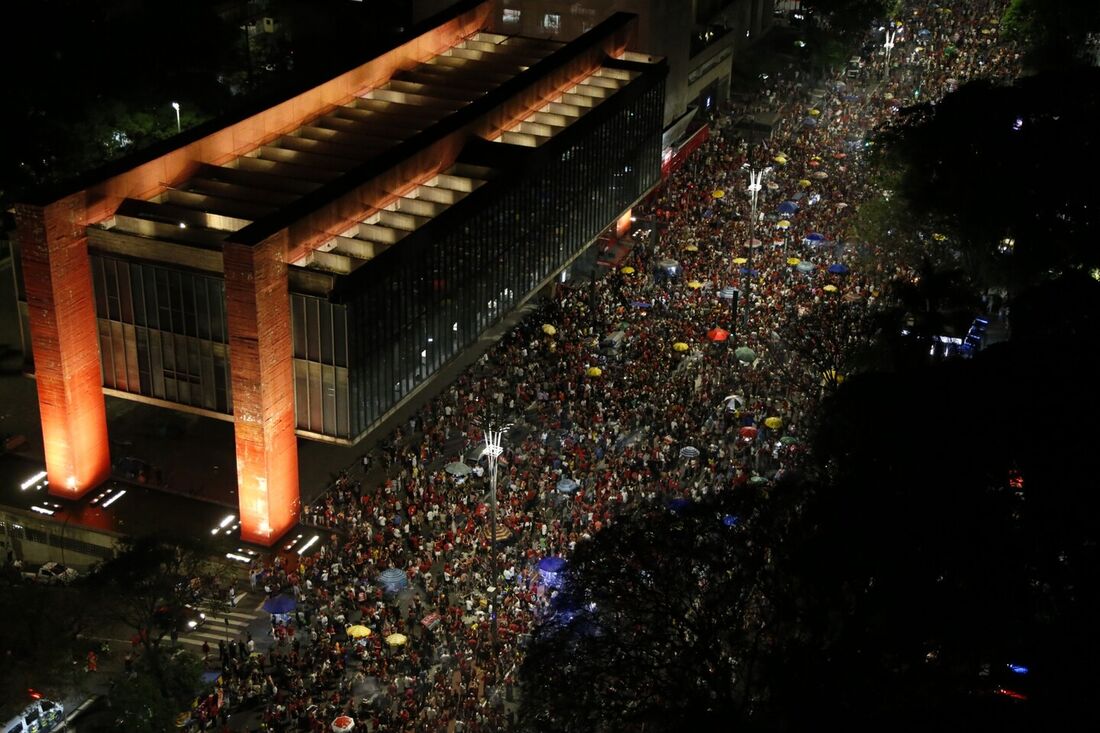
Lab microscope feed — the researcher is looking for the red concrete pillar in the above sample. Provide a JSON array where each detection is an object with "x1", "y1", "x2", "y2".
[
  {"x1": 14, "y1": 199, "x2": 111, "y2": 497},
  {"x1": 224, "y1": 231, "x2": 300, "y2": 546}
]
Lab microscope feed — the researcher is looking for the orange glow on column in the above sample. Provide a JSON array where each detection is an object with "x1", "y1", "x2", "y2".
[
  {"x1": 225, "y1": 233, "x2": 300, "y2": 546},
  {"x1": 15, "y1": 200, "x2": 111, "y2": 498},
  {"x1": 616, "y1": 208, "x2": 633, "y2": 238}
]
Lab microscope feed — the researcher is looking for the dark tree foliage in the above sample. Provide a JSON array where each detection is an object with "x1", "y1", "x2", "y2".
[
  {"x1": 802, "y1": 0, "x2": 894, "y2": 41},
  {"x1": 789, "y1": 293, "x2": 1100, "y2": 731},
  {"x1": 517, "y1": 489, "x2": 798, "y2": 733},
  {"x1": 1001, "y1": 0, "x2": 1100, "y2": 70},
  {"x1": 872, "y1": 69, "x2": 1100, "y2": 292}
]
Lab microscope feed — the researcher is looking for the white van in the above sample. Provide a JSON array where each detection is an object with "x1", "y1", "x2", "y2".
[{"x1": 3, "y1": 699, "x2": 63, "y2": 733}]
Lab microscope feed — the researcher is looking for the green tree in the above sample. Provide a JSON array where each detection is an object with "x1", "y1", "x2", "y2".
[
  {"x1": 109, "y1": 651, "x2": 203, "y2": 733},
  {"x1": 1001, "y1": 0, "x2": 1100, "y2": 70}
]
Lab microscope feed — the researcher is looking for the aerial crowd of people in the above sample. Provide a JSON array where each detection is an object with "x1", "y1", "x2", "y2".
[{"x1": 189, "y1": 2, "x2": 1023, "y2": 731}]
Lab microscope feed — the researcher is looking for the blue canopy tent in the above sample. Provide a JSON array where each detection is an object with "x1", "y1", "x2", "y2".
[
  {"x1": 538, "y1": 557, "x2": 568, "y2": 589},
  {"x1": 262, "y1": 594, "x2": 296, "y2": 615}
]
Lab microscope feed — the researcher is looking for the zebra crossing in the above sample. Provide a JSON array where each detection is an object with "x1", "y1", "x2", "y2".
[{"x1": 175, "y1": 592, "x2": 264, "y2": 652}]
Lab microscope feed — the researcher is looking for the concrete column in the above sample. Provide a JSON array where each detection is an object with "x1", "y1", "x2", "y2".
[
  {"x1": 224, "y1": 231, "x2": 300, "y2": 546},
  {"x1": 15, "y1": 199, "x2": 111, "y2": 498}
]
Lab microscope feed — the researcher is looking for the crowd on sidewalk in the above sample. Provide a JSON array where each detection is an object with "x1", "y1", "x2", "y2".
[{"x1": 192, "y1": 3, "x2": 1022, "y2": 731}]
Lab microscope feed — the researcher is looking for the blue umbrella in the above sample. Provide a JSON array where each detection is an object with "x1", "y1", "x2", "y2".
[
  {"x1": 827, "y1": 263, "x2": 850, "y2": 275},
  {"x1": 796, "y1": 261, "x2": 815, "y2": 274},
  {"x1": 556, "y1": 477, "x2": 579, "y2": 494},
  {"x1": 379, "y1": 568, "x2": 408, "y2": 592},
  {"x1": 777, "y1": 201, "x2": 799, "y2": 215},
  {"x1": 917, "y1": 28, "x2": 932, "y2": 38},
  {"x1": 668, "y1": 497, "x2": 692, "y2": 512},
  {"x1": 802, "y1": 116, "x2": 818, "y2": 127},
  {"x1": 804, "y1": 233, "x2": 826, "y2": 243},
  {"x1": 679, "y1": 445, "x2": 700, "y2": 459},
  {"x1": 739, "y1": 267, "x2": 760, "y2": 276},
  {"x1": 538, "y1": 557, "x2": 567, "y2": 574},
  {"x1": 630, "y1": 301, "x2": 652, "y2": 309},
  {"x1": 722, "y1": 514, "x2": 740, "y2": 528},
  {"x1": 262, "y1": 594, "x2": 296, "y2": 614}
]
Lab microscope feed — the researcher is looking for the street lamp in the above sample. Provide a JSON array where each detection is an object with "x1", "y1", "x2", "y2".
[
  {"x1": 171, "y1": 101, "x2": 181, "y2": 133},
  {"x1": 742, "y1": 168, "x2": 763, "y2": 329},
  {"x1": 481, "y1": 419, "x2": 510, "y2": 656},
  {"x1": 883, "y1": 28, "x2": 897, "y2": 79}
]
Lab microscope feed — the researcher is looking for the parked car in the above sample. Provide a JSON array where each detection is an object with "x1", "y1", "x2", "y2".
[{"x1": 23, "y1": 561, "x2": 79, "y2": 585}]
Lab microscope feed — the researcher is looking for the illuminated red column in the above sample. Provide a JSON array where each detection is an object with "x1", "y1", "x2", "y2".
[
  {"x1": 15, "y1": 200, "x2": 111, "y2": 497},
  {"x1": 224, "y1": 231, "x2": 300, "y2": 546}
]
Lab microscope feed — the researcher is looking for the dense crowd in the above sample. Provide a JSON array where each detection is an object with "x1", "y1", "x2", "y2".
[{"x1": 193, "y1": 3, "x2": 1022, "y2": 731}]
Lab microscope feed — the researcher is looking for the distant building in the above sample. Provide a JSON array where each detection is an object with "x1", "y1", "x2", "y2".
[{"x1": 12, "y1": 0, "x2": 665, "y2": 545}]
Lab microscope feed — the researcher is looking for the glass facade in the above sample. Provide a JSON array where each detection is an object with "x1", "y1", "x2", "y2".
[
  {"x1": 290, "y1": 293, "x2": 352, "y2": 438},
  {"x1": 89, "y1": 254, "x2": 233, "y2": 414},
  {"x1": 340, "y1": 68, "x2": 665, "y2": 437}
]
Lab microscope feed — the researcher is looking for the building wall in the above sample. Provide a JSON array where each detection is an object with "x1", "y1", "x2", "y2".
[
  {"x1": 1, "y1": 512, "x2": 120, "y2": 571},
  {"x1": 89, "y1": 253, "x2": 234, "y2": 415},
  {"x1": 342, "y1": 70, "x2": 665, "y2": 435}
]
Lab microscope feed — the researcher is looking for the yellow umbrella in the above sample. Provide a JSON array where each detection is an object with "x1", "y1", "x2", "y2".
[
  {"x1": 787, "y1": 257, "x2": 801, "y2": 266},
  {"x1": 621, "y1": 266, "x2": 635, "y2": 274},
  {"x1": 586, "y1": 366, "x2": 602, "y2": 377},
  {"x1": 733, "y1": 257, "x2": 748, "y2": 265},
  {"x1": 798, "y1": 179, "x2": 811, "y2": 188},
  {"x1": 683, "y1": 244, "x2": 699, "y2": 252},
  {"x1": 809, "y1": 108, "x2": 821, "y2": 117},
  {"x1": 776, "y1": 219, "x2": 791, "y2": 229},
  {"x1": 672, "y1": 342, "x2": 689, "y2": 352},
  {"x1": 932, "y1": 233, "x2": 947, "y2": 241},
  {"x1": 712, "y1": 190, "x2": 725, "y2": 198},
  {"x1": 773, "y1": 155, "x2": 788, "y2": 165},
  {"x1": 385, "y1": 633, "x2": 408, "y2": 647},
  {"x1": 823, "y1": 284, "x2": 839, "y2": 293},
  {"x1": 764, "y1": 416, "x2": 783, "y2": 430},
  {"x1": 687, "y1": 280, "x2": 704, "y2": 289},
  {"x1": 541, "y1": 324, "x2": 556, "y2": 336},
  {"x1": 347, "y1": 625, "x2": 372, "y2": 639}
]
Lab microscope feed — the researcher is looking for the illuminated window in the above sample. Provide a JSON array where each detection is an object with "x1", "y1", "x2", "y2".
[
  {"x1": 503, "y1": 8, "x2": 521, "y2": 24},
  {"x1": 543, "y1": 13, "x2": 561, "y2": 33}
]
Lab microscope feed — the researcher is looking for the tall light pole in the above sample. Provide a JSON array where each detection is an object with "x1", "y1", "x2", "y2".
[
  {"x1": 883, "y1": 28, "x2": 897, "y2": 80},
  {"x1": 482, "y1": 420, "x2": 509, "y2": 657},
  {"x1": 171, "y1": 102, "x2": 181, "y2": 133},
  {"x1": 743, "y1": 168, "x2": 763, "y2": 329}
]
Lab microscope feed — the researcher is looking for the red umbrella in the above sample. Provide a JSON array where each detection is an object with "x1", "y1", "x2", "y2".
[
  {"x1": 707, "y1": 327, "x2": 730, "y2": 342},
  {"x1": 738, "y1": 426, "x2": 758, "y2": 440}
]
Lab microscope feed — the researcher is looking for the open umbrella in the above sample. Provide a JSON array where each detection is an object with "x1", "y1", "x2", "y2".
[
  {"x1": 683, "y1": 244, "x2": 699, "y2": 252},
  {"x1": 712, "y1": 190, "x2": 725, "y2": 198},
  {"x1": 804, "y1": 233, "x2": 826, "y2": 244},
  {"x1": 718, "y1": 286, "x2": 738, "y2": 300},
  {"x1": 812, "y1": 171, "x2": 829, "y2": 180},
  {"x1": 796, "y1": 260, "x2": 815, "y2": 273},
  {"x1": 764, "y1": 416, "x2": 783, "y2": 430},
  {"x1": 773, "y1": 155, "x2": 788, "y2": 165},
  {"x1": 733, "y1": 257, "x2": 748, "y2": 265},
  {"x1": 776, "y1": 219, "x2": 791, "y2": 229},
  {"x1": 379, "y1": 568, "x2": 408, "y2": 592},
  {"x1": 262, "y1": 594, "x2": 297, "y2": 614},
  {"x1": 541, "y1": 324, "x2": 556, "y2": 335},
  {"x1": 833, "y1": 152, "x2": 847, "y2": 160},
  {"x1": 739, "y1": 426, "x2": 759, "y2": 440},
  {"x1": 749, "y1": 475, "x2": 769, "y2": 486},
  {"x1": 739, "y1": 267, "x2": 760, "y2": 277},
  {"x1": 630, "y1": 300, "x2": 651, "y2": 308},
  {"x1": 798, "y1": 179, "x2": 811, "y2": 188},
  {"x1": 346, "y1": 625, "x2": 372, "y2": 639},
  {"x1": 672, "y1": 342, "x2": 689, "y2": 352},
  {"x1": 621, "y1": 266, "x2": 635, "y2": 274},
  {"x1": 823, "y1": 284, "x2": 839, "y2": 293},
  {"x1": 787, "y1": 257, "x2": 801, "y2": 266},
  {"x1": 777, "y1": 201, "x2": 799, "y2": 215},
  {"x1": 707, "y1": 327, "x2": 730, "y2": 342},
  {"x1": 679, "y1": 446, "x2": 700, "y2": 459},
  {"x1": 586, "y1": 366, "x2": 603, "y2": 377},
  {"x1": 802, "y1": 117, "x2": 818, "y2": 127},
  {"x1": 332, "y1": 716, "x2": 355, "y2": 733},
  {"x1": 734, "y1": 346, "x2": 756, "y2": 363},
  {"x1": 386, "y1": 633, "x2": 408, "y2": 647},
  {"x1": 827, "y1": 263, "x2": 850, "y2": 275},
  {"x1": 445, "y1": 461, "x2": 471, "y2": 477},
  {"x1": 780, "y1": 436, "x2": 800, "y2": 446},
  {"x1": 722, "y1": 394, "x2": 745, "y2": 411},
  {"x1": 687, "y1": 280, "x2": 704, "y2": 290},
  {"x1": 809, "y1": 108, "x2": 821, "y2": 117},
  {"x1": 556, "y1": 478, "x2": 579, "y2": 494}
]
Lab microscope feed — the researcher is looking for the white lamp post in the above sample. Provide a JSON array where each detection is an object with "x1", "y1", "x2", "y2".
[
  {"x1": 884, "y1": 29, "x2": 897, "y2": 79},
  {"x1": 482, "y1": 419, "x2": 509, "y2": 654},
  {"x1": 742, "y1": 168, "x2": 763, "y2": 328},
  {"x1": 171, "y1": 101, "x2": 181, "y2": 133}
]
